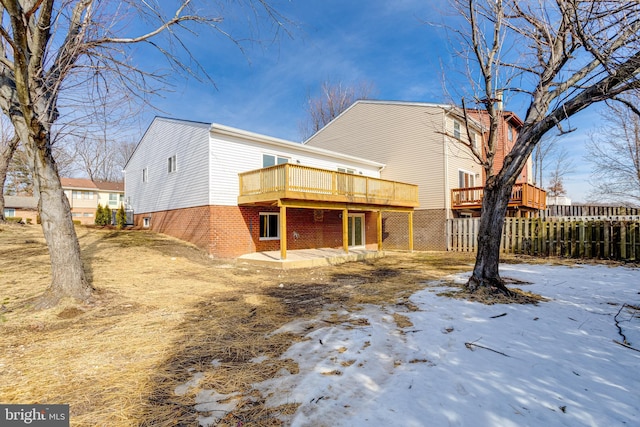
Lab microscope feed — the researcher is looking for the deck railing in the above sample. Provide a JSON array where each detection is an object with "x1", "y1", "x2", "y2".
[
  {"x1": 238, "y1": 163, "x2": 419, "y2": 207},
  {"x1": 451, "y1": 183, "x2": 546, "y2": 210}
]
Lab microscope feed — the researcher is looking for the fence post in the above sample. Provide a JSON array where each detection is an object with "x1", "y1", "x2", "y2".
[
  {"x1": 604, "y1": 222, "x2": 610, "y2": 258},
  {"x1": 620, "y1": 222, "x2": 627, "y2": 260}
]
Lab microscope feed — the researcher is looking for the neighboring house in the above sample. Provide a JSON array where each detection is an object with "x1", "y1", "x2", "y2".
[
  {"x1": 60, "y1": 178, "x2": 125, "y2": 225},
  {"x1": 304, "y1": 100, "x2": 545, "y2": 250},
  {"x1": 124, "y1": 117, "x2": 418, "y2": 259},
  {"x1": 3, "y1": 195, "x2": 38, "y2": 223}
]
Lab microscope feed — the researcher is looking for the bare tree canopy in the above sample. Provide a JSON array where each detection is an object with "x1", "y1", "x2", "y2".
[
  {"x1": 0, "y1": 0, "x2": 288, "y2": 308},
  {"x1": 299, "y1": 80, "x2": 374, "y2": 140},
  {"x1": 586, "y1": 95, "x2": 640, "y2": 207},
  {"x1": 448, "y1": 0, "x2": 640, "y2": 293}
]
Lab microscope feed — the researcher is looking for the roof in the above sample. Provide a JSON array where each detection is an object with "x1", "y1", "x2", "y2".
[
  {"x1": 210, "y1": 123, "x2": 386, "y2": 169},
  {"x1": 304, "y1": 100, "x2": 487, "y2": 143},
  {"x1": 125, "y1": 116, "x2": 387, "y2": 171},
  {"x1": 4, "y1": 195, "x2": 38, "y2": 209},
  {"x1": 60, "y1": 178, "x2": 123, "y2": 192}
]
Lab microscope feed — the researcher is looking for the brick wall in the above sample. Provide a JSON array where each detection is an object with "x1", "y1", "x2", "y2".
[
  {"x1": 133, "y1": 205, "x2": 212, "y2": 251},
  {"x1": 383, "y1": 209, "x2": 447, "y2": 251},
  {"x1": 134, "y1": 206, "x2": 381, "y2": 258}
]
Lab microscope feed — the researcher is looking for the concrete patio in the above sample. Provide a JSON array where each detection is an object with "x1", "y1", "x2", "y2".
[{"x1": 236, "y1": 248, "x2": 384, "y2": 269}]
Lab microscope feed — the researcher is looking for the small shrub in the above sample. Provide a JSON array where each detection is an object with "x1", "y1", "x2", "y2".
[
  {"x1": 95, "y1": 204, "x2": 111, "y2": 226},
  {"x1": 26, "y1": 218, "x2": 32, "y2": 224},
  {"x1": 116, "y1": 204, "x2": 127, "y2": 229},
  {"x1": 73, "y1": 220, "x2": 81, "y2": 226},
  {"x1": 6, "y1": 217, "x2": 23, "y2": 223}
]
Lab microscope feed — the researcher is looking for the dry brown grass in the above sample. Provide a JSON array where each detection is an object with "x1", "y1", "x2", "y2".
[{"x1": 0, "y1": 223, "x2": 480, "y2": 426}]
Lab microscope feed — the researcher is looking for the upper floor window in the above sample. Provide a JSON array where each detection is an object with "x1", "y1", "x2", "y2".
[
  {"x1": 458, "y1": 170, "x2": 475, "y2": 188},
  {"x1": 168, "y1": 155, "x2": 177, "y2": 173},
  {"x1": 263, "y1": 154, "x2": 289, "y2": 168},
  {"x1": 142, "y1": 167, "x2": 148, "y2": 183},
  {"x1": 453, "y1": 120, "x2": 461, "y2": 139},
  {"x1": 72, "y1": 190, "x2": 94, "y2": 200},
  {"x1": 109, "y1": 193, "x2": 118, "y2": 206},
  {"x1": 469, "y1": 130, "x2": 478, "y2": 150},
  {"x1": 338, "y1": 167, "x2": 356, "y2": 174},
  {"x1": 508, "y1": 125, "x2": 514, "y2": 141}
]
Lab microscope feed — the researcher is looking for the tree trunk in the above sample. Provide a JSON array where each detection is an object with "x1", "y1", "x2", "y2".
[
  {"x1": 27, "y1": 134, "x2": 92, "y2": 308},
  {"x1": 0, "y1": 136, "x2": 19, "y2": 222},
  {"x1": 466, "y1": 179, "x2": 514, "y2": 295}
]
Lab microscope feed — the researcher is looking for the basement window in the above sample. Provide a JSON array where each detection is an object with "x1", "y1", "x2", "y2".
[
  {"x1": 259, "y1": 212, "x2": 279, "y2": 240},
  {"x1": 143, "y1": 217, "x2": 151, "y2": 228}
]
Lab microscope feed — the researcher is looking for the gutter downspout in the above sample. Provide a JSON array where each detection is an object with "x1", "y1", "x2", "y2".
[{"x1": 443, "y1": 109, "x2": 450, "y2": 220}]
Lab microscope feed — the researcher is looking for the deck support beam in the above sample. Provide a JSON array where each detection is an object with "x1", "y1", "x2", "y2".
[
  {"x1": 280, "y1": 205, "x2": 287, "y2": 260},
  {"x1": 377, "y1": 210, "x2": 383, "y2": 251},
  {"x1": 342, "y1": 208, "x2": 349, "y2": 254}
]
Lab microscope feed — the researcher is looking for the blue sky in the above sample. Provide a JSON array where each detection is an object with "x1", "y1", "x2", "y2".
[{"x1": 132, "y1": 0, "x2": 599, "y2": 203}]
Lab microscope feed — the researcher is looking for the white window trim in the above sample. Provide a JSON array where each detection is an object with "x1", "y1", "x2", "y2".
[
  {"x1": 143, "y1": 217, "x2": 151, "y2": 228},
  {"x1": 453, "y1": 120, "x2": 461, "y2": 139},
  {"x1": 458, "y1": 169, "x2": 476, "y2": 188},
  {"x1": 259, "y1": 212, "x2": 280, "y2": 241},
  {"x1": 142, "y1": 167, "x2": 148, "y2": 183},
  {"x1": 168, "y1": 155, "x2": 177, "y2": 173},
  {"x1": 262, "y1": 153, "x2": 289, "y2": 168}
]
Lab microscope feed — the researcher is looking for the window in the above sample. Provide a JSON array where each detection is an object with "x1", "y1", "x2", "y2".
[
  {"x1": 508, "y1": 126, "x2": 514, "y2": 141},
  {"x1": 458, "y1": 170, "x2": 475, "y2": 188},
  {"x1": 470, "y1": 130, "x2": 478, "y2": 150},
  {"x1": 84, "y1": 213, "x2": 93, "y2": 217},
  {"x1": 143, "y1": 217, "x2": 151, "y2": 228},
  {"x1": 109, "y1": 193, "x2": 118, "y2": 206},
  {"x1": 142, "y1": 168, "x2": 148, "y2": 183},
  {"x1": 338, "y1": 167, "x2": 356, "y2": 174},
  {"x1": 168, "y1": 155, "x2": 177, "y2": 173},
  {"x1": 259, "y1": 212, "x2": 279, "y2": 240},
  {"x1": 72, "y1": 191, "x2": 82, "y2": 199},
  {"x1": 453, "y1": 120, "x2": 461, "y2": 139},
  {"x1": 262, "y1": 154, "x2": 289, "y2": 168},
  {"x1": 4, "y1": 208, "x2": 15, "y2": 217}
]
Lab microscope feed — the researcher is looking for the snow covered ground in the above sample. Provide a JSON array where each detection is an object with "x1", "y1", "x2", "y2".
[{"x1": 188, "y1": 263, "x2": 640, "y2": 427}]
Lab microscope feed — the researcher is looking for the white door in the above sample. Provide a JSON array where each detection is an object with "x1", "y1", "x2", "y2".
[{"x1": 348, "y1": 214, "x2": 365, "y2": 247}]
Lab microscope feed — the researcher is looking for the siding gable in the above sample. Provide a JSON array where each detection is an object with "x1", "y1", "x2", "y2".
[{"x1": 125, "y1": 118, "x2": 210, "y2": 214}]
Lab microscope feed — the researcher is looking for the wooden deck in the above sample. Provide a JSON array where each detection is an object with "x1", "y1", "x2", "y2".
[
  {"x1": 451, "y1": 183, "x2": 546, "y2": 211},
  {"x1": 238, "y1": 163, "x2": 419, "y2": 208}
]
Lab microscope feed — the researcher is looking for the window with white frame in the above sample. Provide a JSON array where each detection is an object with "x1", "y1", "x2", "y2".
[
  {"x1": 143, "y1": 217, "x2": 151, "y2": 228},
  {"x1": 109, "y1": 193, "x2": 118, "y2": 206},
  {"x1": 337, "y1": 167, "x2": 356, "y2": 174},
  {"x1": 4, "y1": 208, "x2": 15, "y2": 217},
  {"x1": 458, "y1": 170, "x2": 475, "y2": 188},
  {"x1": 453, "y1": 120, "x2": 461, "y2": 139},
  {"x1": 259, "y1": 212, "x2": 279, "y2": 240},
  {"x1": 168, "y1": 155, "x2": 177, "y2": 173},
  {"x1": 142, "y1": 167, "x2": 148, "y2": 183},
  {"x1": 470, "y1": 130, "x2": 479, "y2": 150},
  {"x1": 508, "y1": 125, "x2": 514, "y2": 141},
  {"x1": 262, "y1": 154, "x2": 289, "y2": 168}
]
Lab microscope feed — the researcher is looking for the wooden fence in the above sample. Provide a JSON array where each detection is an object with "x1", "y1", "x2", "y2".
[
  {"x1": 447, "y1": 217, "x2": 640, "y2": 261},
  {"x1": 542, "y1": 205, "x2": 640, "y2": 219}
]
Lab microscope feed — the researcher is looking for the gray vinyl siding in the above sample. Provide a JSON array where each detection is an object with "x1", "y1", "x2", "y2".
[
  {"x1": 125, "y1": 118, "x2": 210, "y2": 214},
  {"x1": 306, "y1": 102, "x2": 452, "y2": 210}
]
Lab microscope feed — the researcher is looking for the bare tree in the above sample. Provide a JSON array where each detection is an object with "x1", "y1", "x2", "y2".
[
  {"x1": 0, "y1": 1, "x2": 288, "y2": 308},
  {"x1": 299, "y1": 80, "x2": 374, "y2": 140},
  {"x1": 0, "y1": 116, "x2": 18, "y2": 221},
  {"x1": 545, "y1": 147, "x2": 573, "y2": 198},
  {"x1": 449, "y1": 0, "x2": 640, "y2": 294},
  {"x1": 585, "y1": 96, "x2": 640, "y2": 206}
]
